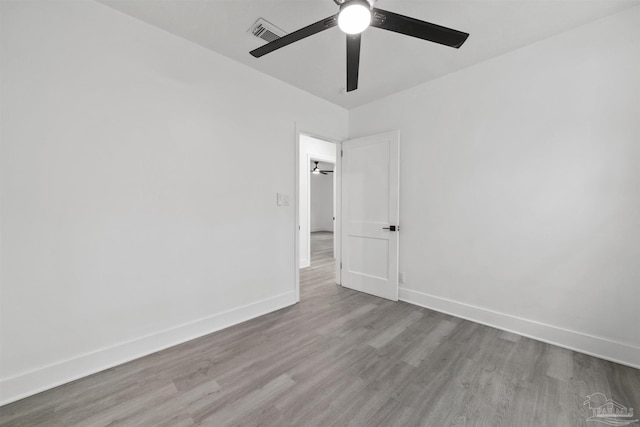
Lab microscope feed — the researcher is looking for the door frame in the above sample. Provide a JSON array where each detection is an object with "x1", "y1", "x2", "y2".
[{"x1": 294, "y1": 125, "x2": 343, "y2": 303}]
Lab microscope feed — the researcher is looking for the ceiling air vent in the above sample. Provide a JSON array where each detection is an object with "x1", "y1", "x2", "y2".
[{"x1": 248, "y1": 18, "x2": 287, "y2": 43}]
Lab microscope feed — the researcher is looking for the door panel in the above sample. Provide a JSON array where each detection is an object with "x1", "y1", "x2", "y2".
[
  {"x1": 347, "y1": 141, "x2": 390, "y2": 223},
  {"x1": 341, "y1": 131, "x2": 399, "y2": 301}
]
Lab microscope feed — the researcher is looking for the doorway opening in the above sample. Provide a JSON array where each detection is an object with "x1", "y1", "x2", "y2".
[
  {"x1": 309, "y1": 159, "x2": 335, "y2": 267},
  {"x1": 296, "y1": 133, "x2": 340, "y2": 301}
]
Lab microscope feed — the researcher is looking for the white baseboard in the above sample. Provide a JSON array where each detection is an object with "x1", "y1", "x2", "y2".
[
  {"x1": 300, "y1": 258, "x2": 310, "y2": 268},
  {"x1": 0, "y1": 291, "x2": 296, "y2": 406},
  {"x1": 399, "y1": 287, "x2": 640, "y2": 369}
]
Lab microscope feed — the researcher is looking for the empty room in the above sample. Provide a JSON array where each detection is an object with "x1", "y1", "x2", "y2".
[{"x1": 1, "y1": 0, "x2": 639, "y2": 426}]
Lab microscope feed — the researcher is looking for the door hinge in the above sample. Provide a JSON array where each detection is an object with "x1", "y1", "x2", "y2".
[
  {"x1": 341, "y1": 149, "x2": 343, "y2": 157},
  {"x1": 340, "y1": 261, "x2": 342, "y2": 269}
]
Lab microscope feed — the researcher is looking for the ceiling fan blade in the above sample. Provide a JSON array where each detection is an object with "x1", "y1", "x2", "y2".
[
  {"x1": 371, "y1": 8, "x2": 469, "y2": 48},
  {"x1": 346, "y1": 34, "x2": 361, "y2": 92},
  {"x1": 250, "y1": 15, "x2": 338, "y2": 58},
  {"x1": 321, "y1": 170, "x2": 334, "y2": 173},
  {"x1": 320, "y1": 171, "x2": 328, "y2": 175}
]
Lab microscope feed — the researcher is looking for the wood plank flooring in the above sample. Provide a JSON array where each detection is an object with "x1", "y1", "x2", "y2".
[{"x1": 1, "y1": 231, "x2": 639, "y2": 426}]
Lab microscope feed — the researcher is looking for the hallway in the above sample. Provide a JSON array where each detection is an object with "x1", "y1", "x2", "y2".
[{"x1": 300, "y1": 231, "x2": 335, "y2": 300}]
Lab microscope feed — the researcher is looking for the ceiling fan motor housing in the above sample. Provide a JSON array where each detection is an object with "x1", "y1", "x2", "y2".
[
  {"x1": 339, "y1": 0, "x2": 374, "y2": 12},
  {"x1": 334, "y1": 0, "x2": 376, "y2": 6}
]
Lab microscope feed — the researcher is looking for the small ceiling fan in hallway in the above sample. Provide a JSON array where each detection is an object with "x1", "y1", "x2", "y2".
[
  {"x1": 311, "y1": 161, "x2": 334, "y2": 175},
  {"x1": 250, "y1": 0, "x2": 469, "y2": 92}
]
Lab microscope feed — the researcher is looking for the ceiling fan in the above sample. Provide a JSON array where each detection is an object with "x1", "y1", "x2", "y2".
[
  {"x1": 311, "y1": 161, "x2": 334, "y2": 175},
  {"x1": 250, "y1": 0, "x2": 469, "y2": 92}
]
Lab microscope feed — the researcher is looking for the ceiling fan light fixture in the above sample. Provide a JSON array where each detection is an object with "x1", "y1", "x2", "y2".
[
  {"x1": 250, "y1": 0, "x2": 469, "y2": 93},
  {"x1": 338, "y1": 0, "x2": 371, "y2": 35}
]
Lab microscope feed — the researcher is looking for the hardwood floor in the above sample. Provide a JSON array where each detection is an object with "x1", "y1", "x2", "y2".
[{"x1": 1, "y1": 231, "x2": 638, "y2": 426}]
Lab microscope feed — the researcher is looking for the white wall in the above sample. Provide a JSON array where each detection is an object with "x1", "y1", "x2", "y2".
[
  {"x1": 299, "y1": 136, "x2": 336, "y2": 268},
  {"x1": 310, "y1": 162, "x2": 334, "y2": 232},
  {"x1": 349, "y1": 7, "x2": 640, "y2": 367},
  {"x1": 0, "y1": 0, "x2": 347, "y2": 404}
]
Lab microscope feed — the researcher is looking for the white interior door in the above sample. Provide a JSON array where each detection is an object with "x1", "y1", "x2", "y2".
[{"x1": 341, "y1": 131, "x2": 399, "y2": 301}]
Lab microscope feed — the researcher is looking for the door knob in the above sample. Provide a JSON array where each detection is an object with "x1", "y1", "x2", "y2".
[{"x1": 382, "y1": 225, "x2": 399, "y2": 231}]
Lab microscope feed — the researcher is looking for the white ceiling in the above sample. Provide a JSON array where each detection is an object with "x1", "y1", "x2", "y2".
[{"x1": 97, "y1": 0, "x2": 640, "y2": 109}]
